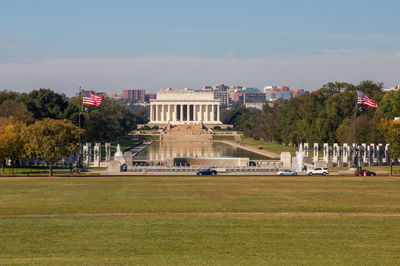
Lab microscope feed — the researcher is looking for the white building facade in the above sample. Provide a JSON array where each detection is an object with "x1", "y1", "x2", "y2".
[{"x1": 148, "y1": 91, "x2": 222, "y2": 126}]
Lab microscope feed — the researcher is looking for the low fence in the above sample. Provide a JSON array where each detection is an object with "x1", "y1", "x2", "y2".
[{"x1": 127, "y1": 166, "x2": 278, "y2": 173}]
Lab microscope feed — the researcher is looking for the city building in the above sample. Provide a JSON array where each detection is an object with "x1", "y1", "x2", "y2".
[
  {"x1": 214, "y1": 84, "x2": 229, "y2": 91},
  {"x1": 200, "y1": 86, "x2": 213, "y2": 91},
  {"x1": 290, "y1": 89, "x2": 308, "y2": 97},
  {"x1": 145, "y1": 93, "x2": 156, "y2": 102},
  {"x1": 214, "y1": 90, "x2": 229, "y2": 107},
  {"x1": 243, "y1": 92, "x2": 266, "y2": 110},
  {"x1": 122, "y1": 89, "x2": 145, "y2": 102},
  {"x1": 264, "y1": 86, "x2": 292, "y2": 102}
]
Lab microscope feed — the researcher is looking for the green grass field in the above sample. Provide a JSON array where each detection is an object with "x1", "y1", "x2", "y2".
[
  {"x1": 1, "y1": 176, "x2": 400, "y2": 264},
  {"x1": 240, "y1": 138, "x2": 299, "y2": 155}
]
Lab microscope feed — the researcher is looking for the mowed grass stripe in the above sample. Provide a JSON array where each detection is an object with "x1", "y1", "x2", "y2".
[
  {"x1": 1, "y1": 216, "x2": 400, "y2": 265},
  {"x1": 1, "y1": 212, "x2": 400, "y2": 220},
  {"x1": 1, "y1": 176, "x2": 400, "y2": 215}
]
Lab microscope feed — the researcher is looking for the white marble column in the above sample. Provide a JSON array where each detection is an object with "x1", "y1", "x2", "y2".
[
  {"x1": 155, "y1": 104, "x2": 159, "y2": 122},
  {"x1": 174, "y1": 104, "x2": 177, "y2": 122},
  {"x1": 150, "y1": 104, "x2": 152, "y2": 122},
  {"x1": 166, "y1": 105, "x2": 170, "y2": 121},
  {"x1": 180, "y1": 105, "x2": 183, "y2": 122},
  {"x1": 211, "y1": 104, "x2": 215, "y2": 122},
  {"x1": 217, "y1": 105, "x2": 220, "y2": 122},
  {"x1": 186, "y1": 104, "x2": 190, "y2": 121}
]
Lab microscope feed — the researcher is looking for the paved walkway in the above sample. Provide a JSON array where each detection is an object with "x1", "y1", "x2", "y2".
[{"x1": 1, "y1": 212, "x2": 399, "y2": 220}]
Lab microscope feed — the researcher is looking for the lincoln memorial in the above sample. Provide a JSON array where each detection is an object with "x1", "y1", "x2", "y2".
[{"x1": 148, "y1": 90, "x2": 223, "y2": 127}]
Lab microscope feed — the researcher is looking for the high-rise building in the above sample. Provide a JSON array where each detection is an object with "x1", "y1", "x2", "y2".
[
  {"x1": 214, "y1": 84, "x2": 229, "y2": 91},
  {"x1": 214, "y1": 90, "x2": 229, "y2": 107},
  {"x1": 243, "y1": 92, "x2": 267, "y2": 110},
  {"x1": 122, "y1": 89, "x2": 146, "y2": 102}
]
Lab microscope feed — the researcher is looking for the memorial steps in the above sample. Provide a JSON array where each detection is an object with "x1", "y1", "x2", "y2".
[{"x1": 161, "y1": 125, "x2": 212, "y2": 141}]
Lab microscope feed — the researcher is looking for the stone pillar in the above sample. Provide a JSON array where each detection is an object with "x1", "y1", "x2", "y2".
[
  {"x1": 351, "y1": 143, "x2": 357, "y2": 167},
  {"x1": 361, "y1": 143, "x2": 367, "y2": 165},
  {"x1": 385, "y1": 144, "x2": 390, "y2": 165},
  {"x1": 150, "y1": 104, "x2": 153, "y2": 122},
  {"x1": 180, "y1": 105, "x2": 183, "y2": 122},
  {"x1": 186, "y1": 104, "x2": 190, "y2": 122},
  {"x1": 94, "y1": 142, "x2": 101, "y2": 167},
  {"x1": 343, "y1": 143, "x2": 349, "y2": 166},
  {"x1": 83, "y1": 142, "x2": 92, "y2": 167},
  {"x1": 323, "y1": 143, "x2": 329, "y2": 163},
  {"x1": 105, "y1": 143, "x2": 111, "y2": 161},
  {"x1": 155, "y1": 104, "x2": 159, "y2": 122},
  {"x1": 217, "y1": 105, "x2": 220, "y2": 122},
  {"x1": 304, "y1": 143, "x2": 309, "y2": 157},
  {"x1": 333, "y1": 143, "x2": 338, "y2": 164},
  {"x1": 174, "y1": 105, "x2": 177, "y2": 122},
  {"x1": 211, "y1": 104, "x2": 215, "y2": 122},
  {"x1": 377, "y1": 144, "x2": 383, "y2": 165},
  {"x1": 313, "y1": 143, "x2": 319, "y2": 162},
  {"x1": 338, "y1": 145, "x2": 343, "y2": 166},
  {"x1": 370, "y1": 144, "x2": 376, "y2": 165}
]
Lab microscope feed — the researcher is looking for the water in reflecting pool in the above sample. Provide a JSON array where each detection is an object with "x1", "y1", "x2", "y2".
[{"x1": 134, "y1": 141, "x2": 270, "y2": 161}]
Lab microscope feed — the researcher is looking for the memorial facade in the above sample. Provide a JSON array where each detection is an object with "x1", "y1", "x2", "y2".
[{"x1": 148, "y1": 91, "x2": 222, "y2": 126}]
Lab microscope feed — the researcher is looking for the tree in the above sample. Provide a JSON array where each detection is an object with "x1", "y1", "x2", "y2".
[
  {"x1": 378, "y1": 90, "x2": 400, "y2": 118},
  {"x1": 23, "y1": 119, "x2": 84, "y2": 176},
  {"x1": 0, "y1": 100, "x2": 28, "y2": 118},
  {"x1": 21, "y1": 88, "x2": 69, "y2": 120},
  {"x1": 379, "y1": 118, "x2": 400, "y2": 176},
  {"x1": 0, "y1": 119, "x2": 26, "y2": 174}
]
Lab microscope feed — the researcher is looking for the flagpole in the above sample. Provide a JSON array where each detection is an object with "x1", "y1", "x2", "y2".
[
  {"x1": 78, "y1": 86, "x2": 83, "y2": 167},
  {"x1": 354, "y1": 97, "x2": 357, "y2": 144},
  {"x1": 354, "y1": 92, "x2": 359, "y2": 168}
]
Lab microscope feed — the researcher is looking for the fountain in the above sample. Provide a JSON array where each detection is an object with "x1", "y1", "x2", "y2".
[
  {"x1": 114, "y1": 144, "x2": 123, "y2": 157},
  {"x1": 295, "y1": 144, "x2": 305, "y2": 172}
]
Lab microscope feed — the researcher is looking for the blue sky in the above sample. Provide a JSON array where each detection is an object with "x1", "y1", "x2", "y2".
[{"x1": 1, "y1": 0, "x2": 399, "y2": 95}]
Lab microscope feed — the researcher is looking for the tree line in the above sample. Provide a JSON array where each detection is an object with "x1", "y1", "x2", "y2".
[
  {"x1": 0, "y1": 88, "x2": 148, "y2": 175},
  {"x1": 222, "y1": 80, "x2": 398, "y2": 146}
]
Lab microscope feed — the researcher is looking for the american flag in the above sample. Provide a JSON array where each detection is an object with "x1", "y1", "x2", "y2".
[
  {"x1": 356, "y1": 90, "x2": 378, "y2": 109},
  {"x1": 82, "y1": 90, "x2": 103, "y2": 106}
]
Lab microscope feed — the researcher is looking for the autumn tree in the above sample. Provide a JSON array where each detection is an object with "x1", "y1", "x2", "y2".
[
  {"x1": 23, "y1": 118, "x2": 84, "y2": 176},
  {"x1": 379, "y1": 118, "x2": 400, "y2": 176},
  {"x1": 0, "y1": 118, "x2": 26, "y2": 174}
]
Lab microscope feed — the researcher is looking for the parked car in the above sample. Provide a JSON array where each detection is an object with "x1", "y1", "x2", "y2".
[
  {"x1": 307, "y1": 168, "x2": 329, "y2": 176},
  {"x1": 277, "y1": 169, "x2": 297, "y2": 176},
  {"x1": 354, "y1": 169, "x2": 376, "y2": 176},
  {"x1": 196, "y1": 168, "x2": 217, "y2": 175}
]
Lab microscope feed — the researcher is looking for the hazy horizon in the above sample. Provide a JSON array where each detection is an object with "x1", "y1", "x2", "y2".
[{"x1": 1, "y1": 0, "x2": 399, "y2": 96}]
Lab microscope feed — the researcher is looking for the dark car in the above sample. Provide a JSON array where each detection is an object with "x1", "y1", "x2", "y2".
[
  {"x1": 196, "y1": 169, "x2": 217, "y2": 175},
  {"x1": 354, "y1": 169, "x2": 376, "y2": 176}
]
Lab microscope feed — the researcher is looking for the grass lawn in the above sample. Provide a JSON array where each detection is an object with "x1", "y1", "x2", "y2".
[
  {"x1": 1, "y1": 216, "x2": 399, "y2": 265},
  {"x1": 110, "y1": 135, "x2": 141, "y2": 153},
  {"x1": 1, "y1": 176, "x2": 400, "y2": 264},
  {"x1": 240, "y1": 138, "x2": 298, "y2": 155},
  {"x1": 213, "y1": 135, "x2": 236, "y2": 141},
  {"x1": 1, "y1": 176, "x2": 400, "y2": 215},
  {"x1": 0, "y1": 166, "x2": 70, "y2": 175}
]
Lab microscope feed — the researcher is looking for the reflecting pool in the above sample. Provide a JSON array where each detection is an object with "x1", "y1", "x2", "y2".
[{"x1": 134, "y1": 141, "x2": 270, "y2": 161}]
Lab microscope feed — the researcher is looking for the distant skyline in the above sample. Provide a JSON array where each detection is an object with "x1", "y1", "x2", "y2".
[{"x1": 1, "y1": 0, "x2": 399, "y2": 96}]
